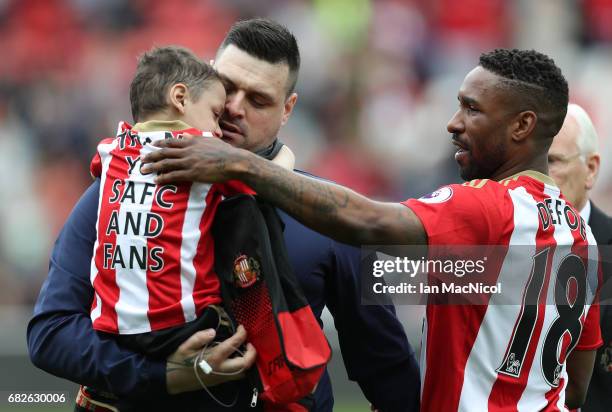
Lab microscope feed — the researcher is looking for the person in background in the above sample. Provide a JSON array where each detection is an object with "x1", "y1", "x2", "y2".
[{"x1": 549, "y1": 103, "x2": 612, "y2": 412}]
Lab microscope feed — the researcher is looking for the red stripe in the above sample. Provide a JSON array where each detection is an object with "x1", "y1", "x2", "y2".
[
  {"x1": 421, "y1": 305, "x2": 493, "y2": 411},
  {"x1": 90, "y1": 293, "x2": 97, "y2": 313},
  {"x1": 192, "y1": 187, "x2": 222, "y2": 315},
  {"x1": 92, "y1": 132, "x2": 140, "y2": 333},
  {"x1": 145, "y1": 183, "x2": 191, "y2": 330},
  {"x1": 420, "y1": 187, "x2": 515, "y2": 411}
]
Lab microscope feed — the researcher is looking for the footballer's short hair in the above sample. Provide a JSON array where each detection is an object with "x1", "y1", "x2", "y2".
[
  {"x1": 130, "y1": 46, "x2": 219, "y2": 122},
  {"x1": 479, "y1": 49, "x2": 569, "y2": 139},
  {"x1": 218, "y1": 18, "x2": 300, "y2": 96}
]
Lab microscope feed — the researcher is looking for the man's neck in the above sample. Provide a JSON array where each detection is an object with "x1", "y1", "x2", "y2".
[
  {"x1": 490, "y1": 151, "x2": 549, "y2": 182},
  {"x1": 573, "y1": 196, "x2": 588, "y2": 213},
  {"x1": 254, "y1": 139, "x2": 282, "y2": 160}
]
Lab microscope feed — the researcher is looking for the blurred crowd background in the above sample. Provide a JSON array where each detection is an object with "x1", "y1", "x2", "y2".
[{"x1": 1, "y1": 0, "x2": 612, "y2": 407}]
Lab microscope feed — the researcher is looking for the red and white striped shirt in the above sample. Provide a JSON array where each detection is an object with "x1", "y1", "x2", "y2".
[
  {"x1": 403, "y1": 171, "x2": 602, "y2": 412},
  {"x1": 89, "y1": 121, "x2": 251, "y2": 334}
]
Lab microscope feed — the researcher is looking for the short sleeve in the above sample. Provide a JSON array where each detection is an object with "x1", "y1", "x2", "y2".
[
  {"x1": 576, "y1": 302, "x2": 603, "y2": 350},
  {"x1": 576, "y1": 257, "x2": 604, "y2": 350},
  {"x1": 90, "y1": 153, "x2": 102, "y2": 178},
  {"x1": 90, "y1": 138, "x2": 115, "y2": 179},
  {"x1": 402, "y1": 182, "x2": 507, "y2": 246}
]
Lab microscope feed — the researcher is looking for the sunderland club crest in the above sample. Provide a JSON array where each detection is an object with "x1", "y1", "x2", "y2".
[{"x1": 233, "y1": 254, "x2": 261, "y2": 288}]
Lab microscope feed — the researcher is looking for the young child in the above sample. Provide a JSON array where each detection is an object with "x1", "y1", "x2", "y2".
[
  {"x1": 89, "y1": 46, "x2": 254, "y2": 358},
  {"x1": 87, "y1": 47, "x2": 309, "y2": 410}
]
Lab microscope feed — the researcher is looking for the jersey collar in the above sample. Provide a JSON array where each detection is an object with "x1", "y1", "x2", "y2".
[
  {"x1": 505, "y1": 170, "x2": 557, "y2": 188},
  {"x1": 132, "y1": 120, "x2": 192, "y2": 132}
]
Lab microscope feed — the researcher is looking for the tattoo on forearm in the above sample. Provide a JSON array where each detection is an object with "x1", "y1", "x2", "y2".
[{"x1": 246, "y1": 158, "x2": 352, "y2": 227}]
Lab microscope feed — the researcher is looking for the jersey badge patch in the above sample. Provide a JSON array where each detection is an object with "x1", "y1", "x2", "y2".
[
  {"x1": 233, "y1": 254, "x2": 261, "y2": 288},
  {"x1": 417, "y1": 186, "x2": 453, "y2": 204}
]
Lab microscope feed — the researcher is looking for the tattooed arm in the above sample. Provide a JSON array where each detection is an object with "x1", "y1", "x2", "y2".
[{"x1": 141, "y1": 136, "x2": 426, "y2": 246}]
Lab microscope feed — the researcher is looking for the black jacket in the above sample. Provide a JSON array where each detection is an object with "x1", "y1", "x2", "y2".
[{"x1": 583, "y1": 202, "x2": 612, "y2": 412}]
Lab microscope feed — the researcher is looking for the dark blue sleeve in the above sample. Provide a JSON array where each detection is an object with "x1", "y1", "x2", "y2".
[
  {"x1": 326, "y1": 242, "x2": 420, "y2": 412},
  {"x1": 26, "y1": 179, "x2": 166, "y2": 399}
]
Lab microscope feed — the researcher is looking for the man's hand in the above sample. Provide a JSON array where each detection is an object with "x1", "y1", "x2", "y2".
[
  {"x1": 166, "y1": 326, "x2": 256, "y2": 395},
  {"x1": 141, "y1": 135, "x2": 251, "y2": 185}
]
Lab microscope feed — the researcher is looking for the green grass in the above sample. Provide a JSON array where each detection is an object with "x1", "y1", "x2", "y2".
[{"x1": 333, "y1": 401, "x2": 370, "y2": 411}]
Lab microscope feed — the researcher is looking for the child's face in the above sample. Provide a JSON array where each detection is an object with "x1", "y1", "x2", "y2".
[{"x1": 183, "y1": 80, "x2": 226, "y2": 136}]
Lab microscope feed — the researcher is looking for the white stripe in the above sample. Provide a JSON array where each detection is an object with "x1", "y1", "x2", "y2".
[
  {"x1": 178, "y1": 182, "x2": 211, "y2": 323},
  {"x1": 113, "y1": 143, "x2": 154, "y2": 334},
  {"x1": 240, "y1": 260, "x2": 250, "y2": 282},
  {"x1": 91, "y1": 292, "x2": 103, "y2": 324},
  {"x1": 457, "y1": 186, "x2": 539, "y2": 411},
  {"x1": 90, "y1": 139, "x2": 119, "y2": 324}
]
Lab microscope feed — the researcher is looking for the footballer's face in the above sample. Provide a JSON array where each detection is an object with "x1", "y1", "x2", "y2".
[
  {"x1": 214, "y1": 45, "x2": 297, "y2": 152},
  {"x1": 447, "y1": 66, "x2": 513, "y2": 181},
  {"x1": 182, "y1": 80, "x2": 225, "y2": 137}
]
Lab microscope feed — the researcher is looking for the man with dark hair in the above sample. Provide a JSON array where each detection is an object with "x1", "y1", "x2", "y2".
[
  {"x1": 212, "y1": 21, "x2": 419, "y2": 410},
  {"x1": 28, "y1": 18, "x2": 418, "y2": 412},
  {"x1": 478, "y1": 49, "x2": 569, "y2": 139},
  {"x1": 213, "y1": 18, "x2": 300, "y2": 154},
  {"x1": 142, "y1": 48, "x2": 603, "y2": 410},
  {"x1": 219, "y1": 18, "x2": 300, "y2": 96},
  {"x1": 452, "y1": 49, "x2": 569, "y2": 182}
]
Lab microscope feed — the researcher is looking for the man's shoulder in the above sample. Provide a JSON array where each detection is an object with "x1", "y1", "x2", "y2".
[
  {"x1": 462, "y1": 177, "x2": 540, "y2": 196},
  {"x1": 447, "y1": 178, "x2": 509, "y2": 197},
  {"x1": 409, "y1": 178, "x2": 508, "y2": 210},
  {"x1": 457, "y1": 178, "x2": 509, "y2": 200}
]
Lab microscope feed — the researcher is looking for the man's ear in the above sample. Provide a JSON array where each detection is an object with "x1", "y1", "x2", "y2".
[
  {"x1": 585, "y1": 152, "x2": 600, "y2": 190},
  {"x1": 511, "y1": 111, "x2": 537, "y2": 143},
  {"x1": 281, "y1": 92, "x2": 298, "y2": 126},
  {"x1": 169, "y1": 83, "x2": 188, "y2": 114}
]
